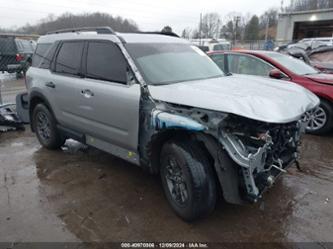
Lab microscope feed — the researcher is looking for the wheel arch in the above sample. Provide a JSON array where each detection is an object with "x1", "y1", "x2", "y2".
[
  {"x1": 147, "y1": 130, "x2": 244, "y2": 205},
  {"x1": 29, "y1": 91, "x2": 56, "y2": 131}
]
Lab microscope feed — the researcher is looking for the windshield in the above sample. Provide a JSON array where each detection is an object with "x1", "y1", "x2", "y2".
[
  {"x1": 126, "y1": 43, "x2": 224, "y2": 85},
  {"x1": 265, "y1": 52, "x2": 318, "y2": 75}
]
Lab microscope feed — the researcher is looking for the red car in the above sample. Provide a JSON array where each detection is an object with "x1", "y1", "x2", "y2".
[{"x1": 208, "y1": 50, "x2": 333, "y2": 134}]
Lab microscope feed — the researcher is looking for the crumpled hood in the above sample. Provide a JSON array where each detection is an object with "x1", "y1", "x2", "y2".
[
  {"x1": 148, "y1": 74, "x2": 319, "y2": 123},
  {"x1": 305, "y1": 73, "x2": 333, "y2": 85}
]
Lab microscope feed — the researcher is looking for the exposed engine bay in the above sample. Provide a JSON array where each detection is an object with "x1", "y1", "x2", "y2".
[
  {"x1": 219, "y1": 116, "x2": 305, "y2": 202},
  {"x1": 146, "y1": 101, "x2": 307, "y2": 203}
]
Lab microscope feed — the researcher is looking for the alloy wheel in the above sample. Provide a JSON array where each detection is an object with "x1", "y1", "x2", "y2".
[
  {"x1": 306, "y1": 106, "x2": 327, "y2": 132},
  {"x1": 164, "y1": 156, "x2": 189, "y2": 206},
  {"x1": 36, "y1": 111, "x2": 51, "y2": 141}
]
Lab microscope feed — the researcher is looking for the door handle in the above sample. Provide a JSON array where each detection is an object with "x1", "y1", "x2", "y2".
[
  {"x1": 45, "y1": 82, "x2": 56, "y2": 88},
  {"x1": 81, "y1": 89, "x2": 94, "y2": 98}
]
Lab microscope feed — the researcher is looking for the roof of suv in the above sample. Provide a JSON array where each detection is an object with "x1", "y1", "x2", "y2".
[{"x1": 37, "y1": 31, "x2": 188, "y2": 45}]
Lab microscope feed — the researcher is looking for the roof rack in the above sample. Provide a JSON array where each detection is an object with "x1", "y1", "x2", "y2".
[
  {"x1": 46, "y1": 26, "x2": 115, "y2": 35},
  {"x1": 131, "y1": 31, "x2": 179, "y2": 38}
]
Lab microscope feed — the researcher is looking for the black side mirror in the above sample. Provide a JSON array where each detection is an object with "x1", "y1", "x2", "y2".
[{"x1": 269, "y1": 69, "x2": 286, "y2": 80}]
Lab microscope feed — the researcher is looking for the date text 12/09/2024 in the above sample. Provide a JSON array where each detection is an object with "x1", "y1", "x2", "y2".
[{"x1": 120, "y1": 242, "x2": 208, "y2": 248}]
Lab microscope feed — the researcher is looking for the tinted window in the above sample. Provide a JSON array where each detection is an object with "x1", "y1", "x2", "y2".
[
  {"x1": 0, "y1": 38, "x2": 16, "y2": 54},
  {"x1": 32, "y1": 43, "x2": 51, "y2": 67},
  {"x1": 228, "y1": 54, "x2": 273, "y2": 77},
  {"x1": 86, "y1": 42, "x2": 127, "y2": 83},
  {"x1": 39, "y1": 43, "x2": 58, "y2": 69},
  {"x1": 55, "y1": 42, "x2": 84, "y2": 75}
]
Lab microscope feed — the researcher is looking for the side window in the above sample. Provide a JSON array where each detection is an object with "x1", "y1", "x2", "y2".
[
  {"x1": 228, "y1": 54, "x2": 273, "y2": 77},
  {"x1": 228, "y1": 54, "x2": 239, "y2": 73},
  {"x1": 55, "y1": 41, "x2": 84, "y2": 75},
  {"x1": 210, "y1": 54, "x2": 225, "y2": 72},
  {"x1": 39, "y1": 43, "x2": 58, "y2": 69},
  {"x1": 86, "y1": 41, "x2": 128, "y2": 84},
  {"x1": 32, "y1": 44, "x2": 51, "y2": 67}
]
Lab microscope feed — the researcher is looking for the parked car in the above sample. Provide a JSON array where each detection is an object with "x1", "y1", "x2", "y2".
[
  {"x1": 298, "y1": 37, "x2": 333, "y2": 48},
  {"x1": 192, "y1": 38, "x2": 231, "y2": 52},
  {"x1": 277, "y1": 44, "x2": 333, "y2": 74},
  {"x1": 208, "y1": 50, "x2": 333, "y2": 134},
  {"x1": 0, "y1": 36, "x2": 36, "y2": 77},
  {"x1": 308, "y1": 46, "x2": 333, "y2": 74},
  {"x1": 19, "y1": 27, "x2": 318, "y2": 221}
]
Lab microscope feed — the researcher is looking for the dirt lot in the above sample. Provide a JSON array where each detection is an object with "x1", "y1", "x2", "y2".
[{"x1": 1, "y1": 76, "x2": 333, "y2": 244}]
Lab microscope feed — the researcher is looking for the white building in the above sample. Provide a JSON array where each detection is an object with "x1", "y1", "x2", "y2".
[{"x1": 276, "y1": 8, "x2": 333, "y2": 42}]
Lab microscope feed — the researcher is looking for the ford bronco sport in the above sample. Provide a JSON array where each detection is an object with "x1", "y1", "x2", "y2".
[{"x1": 22, "y1": 27, "x2": 319, "y2": 221}]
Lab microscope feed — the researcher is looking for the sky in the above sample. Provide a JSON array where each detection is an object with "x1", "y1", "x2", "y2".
[{"x1": 0, "y1": 0, "x2": 290, "y2": 34}]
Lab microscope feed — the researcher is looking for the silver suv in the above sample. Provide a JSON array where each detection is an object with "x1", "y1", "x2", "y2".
[{"x1": 24, "y1": 27, "x2": 318, "y2": 221}]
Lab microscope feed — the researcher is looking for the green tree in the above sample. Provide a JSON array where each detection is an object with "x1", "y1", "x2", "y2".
[{"x1": 244, "y1": 15, "x2": 260, "y2": 41}]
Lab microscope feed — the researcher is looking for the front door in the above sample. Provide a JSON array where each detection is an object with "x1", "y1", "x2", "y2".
[{"x1": 74, "y1": 40, "x2": 141, "y2": 151}]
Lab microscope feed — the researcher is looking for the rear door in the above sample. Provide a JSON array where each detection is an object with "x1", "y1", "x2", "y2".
[
  {"x1": 77, "y1": 40, "x2": 141, "y2": 150},
  {"x1": 50, "y1": 41, "x2": 86, "y2": 129}
]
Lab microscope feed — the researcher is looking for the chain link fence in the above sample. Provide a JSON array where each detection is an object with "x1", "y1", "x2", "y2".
[
  {"x1": 0, "y1": 35, "x2": 35, "y2": 75},
  {"x1": 0, "y1": 35, "x2": 35, "y2": 104},
  {"x1": 232, "y1": 40, "x2": 292, "y2": 51}
]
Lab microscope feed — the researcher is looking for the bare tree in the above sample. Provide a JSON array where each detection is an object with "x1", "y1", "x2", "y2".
[
  {"x1": 259, "y1": 8, "x2": 278, "y2": 29},
  {"x1": 201, "y1": 13, "x2": 222, "y2": 38},
  {"x1": 221, "y1": 12, "x2": 245, "y2": 41}
]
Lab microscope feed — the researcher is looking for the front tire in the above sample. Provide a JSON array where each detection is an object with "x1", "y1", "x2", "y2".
[
  {"x1": 32, "y1": 104, "x2": 65, "y2": 149},
  {"x1": 306, "y1": 99, "x2": 333, "y2": 135},
  {"x1": 160, "y1": 139, "x2": 217, "y2": 221}
]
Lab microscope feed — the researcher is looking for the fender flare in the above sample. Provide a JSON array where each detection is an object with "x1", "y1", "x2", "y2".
[{"x1": 194, "y1": 133, "x2": 245, "y2": 205}]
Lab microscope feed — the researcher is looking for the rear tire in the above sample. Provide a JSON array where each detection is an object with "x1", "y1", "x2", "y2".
[
  {"x1": 160, "y1": 139, "x2": 217, "y2": 221},
  {"x1": 307, "y1": 99, "x2": 333, "y2": 135},
  {"x1": 32, "y1": 104, "x2": 65, "y2": 150}
]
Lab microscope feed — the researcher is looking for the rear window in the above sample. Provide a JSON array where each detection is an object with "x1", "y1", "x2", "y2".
[
  {"x1": 0, "y1": 37, "x2": 16, "y2": 54},
  {"x1": 213, "y1": 44, "x2": 231, "y2": 51},
  {"x1": 213, "y1": 44, "x2": 224, "y2": 51},
  {"x1": 15, "y1": 39, "x2": 35, "y2": 53}
]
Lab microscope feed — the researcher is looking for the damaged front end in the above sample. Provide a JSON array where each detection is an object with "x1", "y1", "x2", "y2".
[
  {"x1": 218, "y1": 115, "x2": 305, "y2": 202},
  {"x1": 143, "y1": 101, "x2": 307, "y2": 204}
]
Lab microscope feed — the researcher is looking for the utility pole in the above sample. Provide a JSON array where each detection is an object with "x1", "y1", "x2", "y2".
[
  {"x1": 265, "y1": 15, "x2": 270, "y2": 42},
  {"x1": 234, "y1": 16, "x2": 240, "y2": 46},
  {"x1": 199, "y1": 13, "x2": 202, "y2": 46}
]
